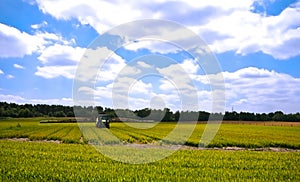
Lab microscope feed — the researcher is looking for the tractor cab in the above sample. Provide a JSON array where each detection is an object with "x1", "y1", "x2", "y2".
[{"x1": 96, "y1": 114, "x2": 111, "y2": 128}]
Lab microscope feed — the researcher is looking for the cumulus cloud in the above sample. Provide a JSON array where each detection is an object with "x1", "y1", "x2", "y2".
[
  {"x1": 124, "y1": 40, "x2": 181, "y2": 54},
  {"x1": 6, "y1": 74, "x2": 15, "y2": 79},
  {"x1": 35, "y1": 31, "x2": 74, "y2": 46},
  {"x1": 76, "y1": 54, "x2": 203, "y2": 111},
  {"x1": 201, "y1": 3, "x2": 300, "y2": 60},
  {"x1": 96, "y1": 51, "x2": 127, "y2": 82},
  {"x1": 196, "y1": 67, "x2": 300, "y2": 113},
  {"x1": 13, "y1": 64, "x2": 25, "y2": 69},
  {"x1": 77, "y1": 78, "x2": 155, "y2": 110},
  {"x1": 157, "y1": 59, "x2": 199, "y2": 92},
  {"x1": 0, "y1": 23, "x2": 44, "y2": 58},
  {"x1": 0, "y1": 21, "x2": 82, "y2": 80},
  {"x1": 37, "y1": 44, "x2": 85, "y2": 65},
  {"x1": 137, "y1": 61, "x2": 151, "y2": 68},
  {"x1": 34, "y1": 44, "x2": 86, "y2": 79},
  {"x1": 0, "y1": 22, "x2": 79, "y2": 62},
  {"x1": 129, "y1": 79, "x2": 153, "y2": 95},
  {"x1": 35, "y1": 65, "x2": 76, "y2": 79},
  {"x1": 31, "y1": 21, "x2": 48, "y2": 29},
  {"x1": 35, "y1": 0, "x2": 300, "y2": 59},
  {"x1": 0, "y1": 69, "x2": 4, "y2": 74},
  {"x1": 0, "y1": 93, "x2": 73, "y2": 105},
  {"x1": 35, "y1": 0, "x2": 142, "y2": 33}
]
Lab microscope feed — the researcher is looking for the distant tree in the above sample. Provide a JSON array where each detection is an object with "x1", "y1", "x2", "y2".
[
  {"x1": 136, "y1": 108, "x2": 151, "y2": 118},
  {"x1": 1, "y1": 102, "x2": 299, "y2": 122},
  {"x1": 48, "y1": 112, "x2": 53, "y2": 117},
  {"x1": 256, "y1": 113, "x2": 269, "y2": 121},
  {"x1": 96, "y1": 106, "x2": 104, "y2": 113},
  {"x1": 268, "y1": 112, "x2": 275, "y2": 119},
  {"x1": 53, "y1": 111, "x2": 66, "y2": 117},
  {"x1": 224, "y1": 111, "x2": 238, "y2": 120},
  {"x1": 296, "y1": 113, "x2": 300, "y2": 121},
  {"x1": 273, "y1": 111, "x2": 285, "y2": 121},
  {"x1": 198, "y1": 111, "x2": 209, "y2": 121},
  {"x1": 162, "y1": 108, "x2": 174, "y2": 121},
  {"x1": 286, "y1": 114, "x2": 297, "y2": 121},
  {"x1": 66, "y1": 111, "x2": 74, "y2": 117},
  {"x1": 18, "y1": 108, "x2": 33, "y2": 118},
  {"x1": 0, "y1": 107, "x2": 4, "y2": 117},
  {"x1": 174, "y1": 111, "x2": 180, "y2": 121},
  {"x1": 7, "y1": 107, "x2": 18, "y2": 117},
  {"x1": 239, "y1": 112, "x2": 255, "y2": 121}
]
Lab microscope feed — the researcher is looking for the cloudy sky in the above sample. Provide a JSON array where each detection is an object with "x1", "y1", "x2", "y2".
[{"x1": 0, "y1": 0, "x2": 300, "y2": 113}]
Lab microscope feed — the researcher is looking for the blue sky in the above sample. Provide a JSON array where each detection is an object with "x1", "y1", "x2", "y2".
[{"x1": 0, "y1": 0, "x2": 300, "y2": 113}]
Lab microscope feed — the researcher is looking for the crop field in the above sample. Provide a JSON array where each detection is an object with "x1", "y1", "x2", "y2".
[
  {"x1": 0, "y1": 118, "x2": 299, "y2": 181},
  {"x1": 1, "y1": 118, "x2": 299, "y2": 148},
  {"x1": 1, "y1": 140, "x2": 299, "y2": 181},
  {"x1": 0, "y1": 118, "x2": 82, "y2": 144}
]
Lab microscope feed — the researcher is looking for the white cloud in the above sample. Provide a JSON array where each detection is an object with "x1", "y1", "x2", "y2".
[
  {"x1": 118, "y1": 66, "x2": 141, "y2": 77},
  {"x1": 0, "y1": 22, "x2": 77, "y2": 61},
  {"x1": 34, "y1": 44, "x2": 86, "y2": 79},
  {"x1": 0, "y1": 23, "x2": 44, "y2": 58},
  {"x1": 157, "y1": 59, "x2": 199, "y2": 92},
  {"x1": 35, "y1": 0, "x2": 300, "y2": 59},
  {"x1": 37, "y1": 44, "x2": 86, "y2": 65},
  {"x1": 62, "y1": 46, "x2": 128, "y2": 83},
  {"x1": 31, "y1": 21, "x2": 48, "y2": 29},
  {"x1": 137, "y1": 61, "x2": 151, "y2": 68},
  {"x1": 157, "y1": 60, "x2": 200, "y2": 111},
  {"x1": 92, "y1": 78, "x2": 155, "y2": 110},
  {"x1": 129, "y1": 80, "x2": 152, "y2": 95},
  {"x1": 13, "y1": 64, "x2": 25, "y2": 69},
  {"x1": 124, "y1": 40, "x2": 181, "y2": 54},
  {"x1": 35, "y1": 31, "x2": 75, "y2": 46},
  {"x1": 179, "y1": 59, "x2": 199, "y2": 74},
  {"x1": 18, "y1": 27, "x2": 86, "y2": 80},
  {"x1": 35, "y1": 65, "x2": 76, "y2": 79},
  {"x1": 195, "y1": 67, "x2": 300, "y2": 113},
  {"x1": 6, "y1": 74, "x2": 14, "y2": 79},
  {"x1": 96, "y1": 51, "x2": 127, "y2": 82},
  {"x1": 0, "y1": 69, "x2": 4, "y2": 74},
  {"x1": 0, "y1": 94, "x2": 24, "y2": 103},
  {"x1": 35, "y1": 0, "x2": 142, "y2": 33},
  {"x1": 197, "y1": 2, "x2": 300, "y2": 59},
  {"x1": 0, "y1": 93, "x2": 73, "y2": 105}
]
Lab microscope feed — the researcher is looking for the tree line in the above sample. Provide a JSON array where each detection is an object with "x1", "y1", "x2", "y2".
[{"x1": 0, "y1": 102, "x2": 299, "y2": 122}]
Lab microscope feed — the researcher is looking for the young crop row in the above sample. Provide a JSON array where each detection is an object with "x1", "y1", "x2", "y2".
[
  {"x1": 0, "y1": 121, "x2": 83, "y2": 143},
  {"x1": 61, "y1": 126, "x2": 82, "y2": 143},
  {"x1": 110, "y1": 122, "x2": 300, "y2": 148},
  {"x1": 0, "y1": 140, "x2": 299, "y2": 181},
  {"x1": 80, "y1": 124, "x2": 121, "y2": 145},
  {"x1": 111, "y1": 127, "x2": 158, "y2": 144},
  {"x1": 0, "y1": 119, "x2": 299, "y2": 148}
]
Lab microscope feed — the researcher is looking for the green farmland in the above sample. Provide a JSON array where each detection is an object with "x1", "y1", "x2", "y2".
[
  {"x1": 1, "y1": 118, "x2": 299, "y2": 148},
  {"x1": 0, "y1": 118, "x2": 299, "y2": 181}
]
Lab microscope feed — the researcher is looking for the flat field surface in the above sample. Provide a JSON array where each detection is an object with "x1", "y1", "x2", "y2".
[
  {"x1": 0, "y1": 118, "x2": 299, "y2": 148},
  {"x1": 0, "y1": 140, "x2": 299, "y2": 181},
  {"x1": 0, "y1": 118, "x2": 299, "y2": 181}
]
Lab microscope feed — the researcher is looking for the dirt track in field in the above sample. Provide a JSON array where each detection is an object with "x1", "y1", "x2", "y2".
[
  {"x1": 3, "y1": 138, "x2": 61, "y2": 144},
  {"x1": 2, "y1": 138, "x2": 299, "y2": 152}
]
